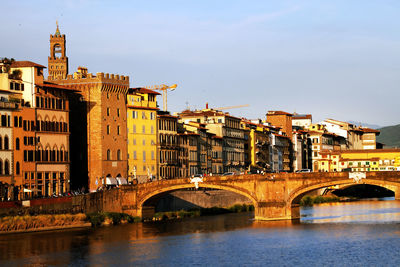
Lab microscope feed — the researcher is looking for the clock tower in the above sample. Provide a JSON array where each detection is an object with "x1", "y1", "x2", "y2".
[{"x1": 48, "y1": 22, "x2": 68, "y2": 80}]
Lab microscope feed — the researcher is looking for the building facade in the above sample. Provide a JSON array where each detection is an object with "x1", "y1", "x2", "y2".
[
  {"x1": 157, "y1": 111, "x2": 180, "y2": 179},
  {"x1": 126, "y1": 88, "x2": 159, "y2": 183},
  {"x1": 47, "y1": 26, "x2": 129, "y2": 192},
  {"x1": 179, "y1": 109, "x2": 246, "y2": 174}
]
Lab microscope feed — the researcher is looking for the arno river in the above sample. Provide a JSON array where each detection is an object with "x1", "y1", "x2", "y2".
[{"x1": 1, "y1": 199, "x2": 400, "y2": 266}]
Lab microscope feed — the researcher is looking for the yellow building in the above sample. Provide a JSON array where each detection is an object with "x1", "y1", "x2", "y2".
[
  {"x1": 126, "y1": 88, "x2": 160, "y2": 183},
  {"x1": 241, "y1": 120, "x2": 271, "y2": 172},
  {"x1": 318, "y1": 149, "x2": 400, "y2": 172}
]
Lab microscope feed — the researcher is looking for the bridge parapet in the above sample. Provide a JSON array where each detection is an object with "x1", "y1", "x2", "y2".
[{"x1": 103, "y1": 171, "x2": 400, "y2": 220}]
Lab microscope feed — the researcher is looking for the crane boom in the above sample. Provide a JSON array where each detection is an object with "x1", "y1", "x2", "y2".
[
  {"x1": 144, "y1": 84, "x2": 177, "y2": 111},
  {"x1": 213, "y1": 104, "x2": 249, "y2": 111}
]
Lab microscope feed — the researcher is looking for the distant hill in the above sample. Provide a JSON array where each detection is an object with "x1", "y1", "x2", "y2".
[
  {"x1": 376, "y1": 124, "x2": 400, "y2": 148},
  {"x1": 347, "y1": 121, "x2": 381, "y2": 129}
]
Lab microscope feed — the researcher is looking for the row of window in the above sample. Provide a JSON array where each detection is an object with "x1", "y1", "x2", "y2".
[
  {"x1": 0, "y1": 159, "x2": 11, "y2": 175},
  {"x1": 106, "y1": 149, "x2": 122, "y2": 161},
  {"x1": 159, "y1": 150, "x2": 176, "y2": 163},
  {"x1": 159, "y1": 134, "x2": 178, "y2": 146},
  {"x1": 24, "y1": 171, "x2": 65, "y2": 181},
  {"x1": 158, "y1": 119, "x2": 177, "y2": 131},
  {"x1": 127, "y1": 125, "x2": 155, "y2": 134},
  {"x1": 35, "y1": 96, "x2": 66, "y2": 110},
  {"x1": 0, "y1": 136, "x2": 10, "y2": 150},
  {"x1": 106, "y1": 92, "x2": 121, "y2": 100},
  {"x1": 107, "y1": 108, "x2": 120, "y2": 117},
  {"x1": 128, "y1": 151, "x2": 156, "y2": 161},
  {"x1": 37, "y1": 120, "x2": 68, "y2": 132},
  {"x1": 4, "y1": 116, "x2": 67, "y2": 133},
  {"x1": 128, "y1": 138, "x2": 156, "y2": 146},
  {"x1": 224, "y1": 151, "x2": 244, "y2": 162},
  {"x1": 129, "y1": 164, "x2": 156, "y2": 172},
  {"x1": 131, "y1": 110, "x2": 156, "y2": 120},
  {"x1": 1, "y1": 114, "x2": 11, "y2": 127},
  {"x1": 159, "y1": 166, "x2": 179, "y2": 179},
  {"x1": 106, "y1": 125, "x2": 121, "y2": 135},
  {"x1": 10, "y1": 82, "x2": 24, "y2": 91},
  {"x1": 23, "y1": 149, "x2": 69, "y2": 162}
]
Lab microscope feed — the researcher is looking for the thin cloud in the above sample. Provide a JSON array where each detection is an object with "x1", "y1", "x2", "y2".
[{"x1": 235, "y1": 4, "x2": 302, "y2": 27}]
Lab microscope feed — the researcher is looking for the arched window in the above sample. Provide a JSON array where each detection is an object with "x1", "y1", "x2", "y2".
[
  {"x1": 4, "y1": 160, "x2": 10, "y2": 175},
  {"x1": 16, "y1": 162, "x2": 20, "y2": 175},
  {"x1": 60, "y1": 148, "x2": 64, "y2": 162},
  {"x1": 44, "y1": 147, "x2": 50, "y2": 161},
  {"x1": 0, "y1": 136, "x2": 2, "y2": 150},
  {"x1": 36, "y1": 147, "x2": 42, "y2": 161},
  {"x1": 117, "y1": 149, "x2": 121, "y2": 160},
  {"x1": 51, "y1": 148, "x2": 56, "y2": 161},
  {"x1": 4, "y1": 136, "x2": 9, "y2": 150},
  {"x1": 107, "y1": 149, "x2": 111, "y2": 160},
  {"x1": 16, "y1": 138, "x2": 20, "y2": 150},
  {"x1": 19, "y1": 117, "x2": 22, "y2": 127}
]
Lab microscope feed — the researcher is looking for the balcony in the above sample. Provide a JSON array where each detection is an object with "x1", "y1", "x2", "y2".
[{"x1": 0, "y1": 101, "x2": 18, "y2": 109}]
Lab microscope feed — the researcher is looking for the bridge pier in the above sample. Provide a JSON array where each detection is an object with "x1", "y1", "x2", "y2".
[{"x1": 254, "y1": 202, "x2": 299, "y2": 221}]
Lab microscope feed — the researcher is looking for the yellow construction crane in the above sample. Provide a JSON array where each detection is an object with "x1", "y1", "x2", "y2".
[
  {"x1": 145, "y1": 84, "x2": 177, "y2": 111},
  {"x1": 212, "y1": 104, "x2": 249, "y2": 111}
]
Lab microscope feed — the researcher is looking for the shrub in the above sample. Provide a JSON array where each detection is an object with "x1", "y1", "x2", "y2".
[
  {"x1": 107, "y1": 212, "x2": 123, "y2": 225},
  {"x1": 86, "y1": 213, "x2": 105, "y2": 227},
  {"x1": 300, "y1": 196, "x2": 313, "y2": 206}
]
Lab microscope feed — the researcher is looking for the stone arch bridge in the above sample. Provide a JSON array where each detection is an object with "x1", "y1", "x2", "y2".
[{"x1": 92, "y1": 171, "x2": 400, "y2": 221}]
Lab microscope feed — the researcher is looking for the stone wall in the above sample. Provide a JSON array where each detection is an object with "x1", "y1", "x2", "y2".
[{"x1": 154, "y1": 189, "x2": 253, "y2": 212}]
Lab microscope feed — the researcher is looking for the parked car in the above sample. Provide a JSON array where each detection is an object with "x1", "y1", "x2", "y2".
[
  {"x1": 296, "y1": 169, "x2": 312, "y2": 173},
  {"x1": 222, "y1": 172, "x2": 235, "y2": 176},
  {"x1": 192, "y1": 174, "x2": 203, "y2": 178}
]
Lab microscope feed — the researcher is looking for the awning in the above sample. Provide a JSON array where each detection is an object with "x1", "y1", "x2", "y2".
[
  {"x1": 105, "y1": 177, "x2": 118, "y2": 185},
  {"x1": 116, "y1": 177, "x2": 128, "y2": 185}
]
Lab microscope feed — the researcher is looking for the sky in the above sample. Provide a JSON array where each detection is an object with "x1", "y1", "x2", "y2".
[{"x1": 2, "y1": 0, "x2": 400, "y2": 127}]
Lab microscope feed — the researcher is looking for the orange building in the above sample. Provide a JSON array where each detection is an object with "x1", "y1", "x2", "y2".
[
  {"x1": 12, "y1": 106, "x2": 36, "y2": 199},
  {"x1": 266, "y1": 111, "x2": 293, "y2": 140},
  {"x1": 47, "y1": 26, "x2": 129, "y2": 192}
]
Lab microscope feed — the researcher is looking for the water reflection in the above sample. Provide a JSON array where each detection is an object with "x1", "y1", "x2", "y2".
[
  {"x1": 1, "y1": 199, "x2": 400, "y2": 266},
  {"x1": 301, "y1": 198, "x2": 400, "y2": 224}
]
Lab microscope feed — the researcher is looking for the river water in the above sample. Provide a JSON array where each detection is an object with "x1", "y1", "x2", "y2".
[{"x1": 1, "y1": 198, "x2": 400, "y2": 266}]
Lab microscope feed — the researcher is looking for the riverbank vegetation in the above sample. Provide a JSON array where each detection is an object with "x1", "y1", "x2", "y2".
[
  {"x1": 300, "y1": 195, "x2": 342, "y2": 206},
  {"x1": 86, "y1": 212, "x2": 141, "y2": 227},
  {"x1": 152, "y1": 204, "x2": 254, "y2": 221},
  {"x1": 0, "y1": 213, "x2": 87, "y2": 232},
  {"x1": 0, "y1": 212, "x2": 142, "y2": 232}
]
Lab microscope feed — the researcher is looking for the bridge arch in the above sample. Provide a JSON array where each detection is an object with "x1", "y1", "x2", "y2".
[
  {"x1": 138, "y1": 182, "x2": 258, "y2": 216},
  {"x1": 289, "y1": 179, "x2": 400, "y2": 206}
]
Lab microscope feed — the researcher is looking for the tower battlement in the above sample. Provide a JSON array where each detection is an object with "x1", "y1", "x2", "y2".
[
  {"x1": 64, "y1": 70, "x2": 129, "y2": 83},
  {"x1": 50, "y1": 34, "x2": 66, "y2": 39}
]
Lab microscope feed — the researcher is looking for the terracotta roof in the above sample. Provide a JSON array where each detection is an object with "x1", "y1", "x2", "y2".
[
  {"x1": 129, "y1": 87, "x2": 161, "y2": 95},
  {"x1": 339, "y1": 157, "x2": 380, "y2": 161},
  {"x1": 179, "y1": 131, "x2": 199, "y2": 136},
  {"x1": 126, "y1": 105, "x2": 159, "y2": 111},
  {"x1": 179, "y1": 109, "x2": 242, "y2": 121},
  {"x1": 11, "y1": 61, "x2": 46, "y2": 69},
  {"x1": 360, "y1": 127, "x2": 380, "y2": 134},
  {"x1": 37, "y1": 82, "x2": 79, "y2": 91},
  {"x1": 267, "y1": 111, "x2": 293, "y2": 116},
  {"x1": 293, "y1": 114, "x2": 312, "y2": 120},
  {"x1": 324, "y1": 118, "x2": 349, "y2": 125},
  {"x1": 158, "y1": 114, "x2": 178, "y2": 119},
  {"x1": 274, "y1": 133, "x2": 290, "y2": 139},
  {"x1": 340, "y1": 148, "x2": 400, "y2": 153},
  {"x1": 0, "y1": 89, "x2": 15, "y2": 94}
]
